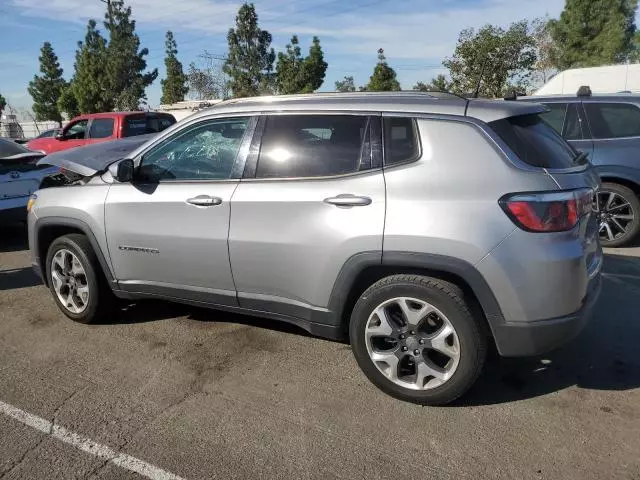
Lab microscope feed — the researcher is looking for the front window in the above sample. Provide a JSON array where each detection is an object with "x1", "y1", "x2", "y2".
[
  {"x1": 64, "y1": 120, "x2": 88, "y2": 140},
  {"x1": 138, "y1": 117, "x2": 249, "y2": 181}
]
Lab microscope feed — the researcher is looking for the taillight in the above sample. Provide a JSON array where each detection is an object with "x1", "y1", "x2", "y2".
[{"x1": 499, "y1": 189, "x2": 593, "y2": 232}]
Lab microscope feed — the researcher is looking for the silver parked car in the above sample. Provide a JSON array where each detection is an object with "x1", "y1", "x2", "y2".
[{"x1": 27, "y1": 92, "x2": 602, "y2": 405}]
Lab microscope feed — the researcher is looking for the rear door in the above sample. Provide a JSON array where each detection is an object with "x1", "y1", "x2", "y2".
[{"x1": 228, "y1": 113, "x2": 385, "y2": 318}]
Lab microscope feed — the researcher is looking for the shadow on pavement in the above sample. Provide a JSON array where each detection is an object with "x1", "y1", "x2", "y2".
[
  {"x1": 0, "y1": 267, "x2": 42, "y2": 291},
  {"x1": 100, "y1": 299, "x2": 318, "y2": 339},
  {"x1": 0, "y1": 224, "x2": 28, "y2": 253},
  {"x1": 459, "y1": 253, "x2": 640, "y2": 406}
]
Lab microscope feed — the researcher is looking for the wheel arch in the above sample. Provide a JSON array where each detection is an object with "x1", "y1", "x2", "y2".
[
  {"x1": 34, "y1": 217, "x2": 115, "y2": 288},
  {"x1": 328, "y1": 251, "x2": 504, "y2": 341}
]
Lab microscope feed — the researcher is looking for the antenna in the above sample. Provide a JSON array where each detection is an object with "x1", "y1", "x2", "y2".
[{"x1": 473, "y1": 57, "x2": 488, "y2": 99}]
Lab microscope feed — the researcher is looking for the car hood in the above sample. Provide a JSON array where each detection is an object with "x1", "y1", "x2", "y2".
[
  {"x1": 37, "y1": 134, "x2": 154, "y2": 176},
  {"x1": 1, "y1": 151, "x2": 46, "y2": 161}
]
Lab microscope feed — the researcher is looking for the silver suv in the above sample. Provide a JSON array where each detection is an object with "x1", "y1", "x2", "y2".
[{"x1": 28, "y1": 92, "x2": 602, "y2": 405}]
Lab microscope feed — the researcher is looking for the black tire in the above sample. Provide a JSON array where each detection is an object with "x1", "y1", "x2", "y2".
[
  {"x1": 349, "y1": 274, "x2": 487, "y2": 405},
  {"x1": 45, "y1": 234, "x2": 114, "y2": 324},
  {"x1": 598, "y1": 182, "x2": 640, "y2": 248}
]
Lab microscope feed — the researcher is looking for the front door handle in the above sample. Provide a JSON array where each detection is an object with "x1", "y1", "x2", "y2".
[
  {"x1": 186, "y1": 195, "x2": 223, "y2": 207},
  {"x1": 324, "y1": 194, "x2": 372, "y2": 207}
]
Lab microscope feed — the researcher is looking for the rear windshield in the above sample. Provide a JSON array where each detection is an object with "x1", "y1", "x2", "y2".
[
  {"x1": 489, "y1": 114, "x2": 581, "y2": 169},
  {"x1": 123, "y1": 115, "x2": 176, "y2": 137}
]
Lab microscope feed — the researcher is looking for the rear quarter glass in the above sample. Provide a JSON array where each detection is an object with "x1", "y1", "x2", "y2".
[{"x1": 489, "y1": 114, "x2": 583, "y2": 169}]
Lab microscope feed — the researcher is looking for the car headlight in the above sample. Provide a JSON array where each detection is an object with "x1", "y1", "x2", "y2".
[{"x1": 26, "y1": 194, "x2": 37, "y2": 212}]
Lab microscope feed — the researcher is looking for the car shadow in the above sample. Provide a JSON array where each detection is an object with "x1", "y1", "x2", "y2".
[
  {"x1": 457, "y1": 253, "x2": 640, "y2": 406},
  {"x1": 99, "y1": 299, "x2": 319, "y2": 339},
  {"x1": 0, "y1": 267, "x2": 42, "y2": 291}
]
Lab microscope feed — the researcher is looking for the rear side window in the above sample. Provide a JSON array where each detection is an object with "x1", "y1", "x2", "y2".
[
  {"x1": 489, "y1": 114, "x2": 578, "y2": 169},
  {"x1": 123, "y1": 115, "x2": 176, "y2": 137},
  {"x1": 88, "y1": 118, "x2": 114, "y2": 139},
  {"x1": 539, "y1": 103, "x2": 566, "y2": 134},
  {"x1": 256, "y1": 115, "x2": 369, "y2": 178},
  {"x1": 384, "y1": 117, "x2": 420, "y2": 165},
  {"x1": 584, "y1": 103, "x2": 640, "y2": 139}
]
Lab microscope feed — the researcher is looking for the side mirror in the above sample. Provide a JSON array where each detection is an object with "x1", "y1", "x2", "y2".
[
  {"x1": 55, "y1": 133, "x2": 66, "y2": 141},
  {"x1": 116, "y1": 159, "x2": 135, "y2": 183}
]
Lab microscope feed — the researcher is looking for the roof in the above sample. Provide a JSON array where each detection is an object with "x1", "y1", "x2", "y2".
[{"x1": 185, "y1": 92, "x2": 545, "y2": 123}]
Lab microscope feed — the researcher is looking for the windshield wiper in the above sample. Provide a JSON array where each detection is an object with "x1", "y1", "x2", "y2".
[{"x1": 573, "y1": 151, "x2": 588, "y2": 165}]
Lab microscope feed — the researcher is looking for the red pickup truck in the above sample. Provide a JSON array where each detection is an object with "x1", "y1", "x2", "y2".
[{"x1": 27, "y1": 111, "x2": 177, "y2": 155}]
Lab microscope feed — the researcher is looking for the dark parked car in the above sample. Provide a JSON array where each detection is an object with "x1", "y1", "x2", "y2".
[{"x1": 520, "y1": 89, "x2": 640, "y2": 247}]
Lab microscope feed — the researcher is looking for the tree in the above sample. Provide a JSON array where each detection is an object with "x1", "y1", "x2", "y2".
[
  {"x1": 304, "y1": 37, "x2": 327, "y2": 92},
  {"x1": 187, "y1": 51, "x2": 230, "y2": 100},
  {"x1": 104, "y1": 0, "x2": 157, "y2": 110},
  {"x1": 413, "y1": 74, "x2": 451, "y2": 92},
  {"x1": 223, "y1": 3, "x2": 275, "y2": 98},
  {"x1": 28, "y1": 42, "x2": 66, "y2": 126},
  {"x1": 0, "y1": 92, "x2": 6, "y2": 117},
  {"x1": 443, "y1": 21, "x2": 536, "y2": 98},
  {"x1": 366, "y1": 49, "x2": 401, "y2": 91},
  {"x1": 531, "y1": 17, "x2": 557, "y2": 86},
  {"x1": 160, "y1": 31, "x2": 188, "y2": 104},
  {"x1": 72, "y1": 19, "x2": 111, "y2": 113},
  {"x1": 275, "y1": 35, "x2": 328, "y2": 94},
  {"x1": 550, "y1": 0, "x2": 638, "y2": 69},
  {"x1": 57, "y1": 83, "x2": 80, "y2": 119},
  {"x1": 335, "y1": 76, "x2": 356, "y2": 92}
]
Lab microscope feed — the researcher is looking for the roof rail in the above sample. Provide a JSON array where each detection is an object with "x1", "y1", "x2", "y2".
[
  {"x1": 577, "y1": 85, "x2": 592, "y2": 97},
  {"x1": 206, "y1": 90, "x2": 470, "y2": 109}
]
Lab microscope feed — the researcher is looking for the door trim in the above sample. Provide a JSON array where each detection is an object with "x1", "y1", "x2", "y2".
[{"x1": 118, "y1": 280, "x2": 239, "y2": 307}]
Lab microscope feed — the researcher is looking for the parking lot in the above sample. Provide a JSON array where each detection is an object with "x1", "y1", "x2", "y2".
[{"x1": 0, "y1": 224, "x2": 638, "y2": 480}]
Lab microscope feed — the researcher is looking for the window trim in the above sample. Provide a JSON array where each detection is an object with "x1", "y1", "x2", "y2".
[
  {"x1": 242, "y1": 111, "x2": 381, "y2": 181},
  {"x1": 381, "y1": 114, "x2": 422, "y2": 168},
  {"x1": 87, "y1": 117, "x2": 115, "y2": 139},
  {"x1": 133, "y1": 115, "x2": 257, "y2": 184},
  {"x1": 582, "y1": 100, "x2": 640, "y2": 141}
]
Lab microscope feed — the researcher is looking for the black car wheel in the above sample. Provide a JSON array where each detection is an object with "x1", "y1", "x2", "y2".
[{"x1": 596, "y1": 182, "x2": 640, "y2": 248}]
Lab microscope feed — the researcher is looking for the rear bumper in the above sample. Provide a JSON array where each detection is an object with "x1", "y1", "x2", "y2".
[{"x1": 493, "y1": 272, "x2": 602, "y2": 357}]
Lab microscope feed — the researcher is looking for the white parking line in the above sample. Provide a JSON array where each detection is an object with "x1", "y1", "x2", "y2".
[{"x1": 0, "y1": 400, "x2": 185, "y2": 480}]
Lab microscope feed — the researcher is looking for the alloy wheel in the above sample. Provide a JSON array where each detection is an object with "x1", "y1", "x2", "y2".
[
  {"x1": 50, "y1": 248, "x2": 90, "y2": 314},
  {"x1": 364, "y1": 297, "x2": 460, "y2": 390},
  {"x1": 596, "y1": 190, "x2": 635, "y2": 244}
]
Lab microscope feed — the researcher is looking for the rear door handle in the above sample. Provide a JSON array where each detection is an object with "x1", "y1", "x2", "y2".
[
  {"x1": 186, "y1": 195, "x2": 223, "y2": 207},
  {"x1": 324, "y1": 194, "x2": 372, "y2": 207}
]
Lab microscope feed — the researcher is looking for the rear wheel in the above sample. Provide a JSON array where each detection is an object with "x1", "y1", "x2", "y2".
[
  {"x1": 597, "y1": 182, "x2": 640, "y2": 248},
  {"x1": 45, "y1": 234, "x2": 114, "y2": 324},
  {"x1": 349, "y1": 275, "x2": 487, "y2": 405}
]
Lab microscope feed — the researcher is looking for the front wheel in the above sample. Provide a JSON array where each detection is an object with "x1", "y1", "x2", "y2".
[
  {"x1": 349, "y1": 275, "x2": 487, "y2": 405},
  {"x1": 45, "y1": 234, "x2": 113, "y2": 324},
  {"x1": 597, "y1": 182, "x2": 640, "y2": 248}
]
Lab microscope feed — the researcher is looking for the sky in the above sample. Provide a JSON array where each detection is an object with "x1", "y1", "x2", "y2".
[{"x1": 0, "y1": 0, "x2": 569, "y2": 113}]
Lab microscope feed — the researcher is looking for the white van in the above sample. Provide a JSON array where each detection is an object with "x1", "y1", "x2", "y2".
[{"x1": 534, "y1": 64, "x2": 640, "y2": 96}]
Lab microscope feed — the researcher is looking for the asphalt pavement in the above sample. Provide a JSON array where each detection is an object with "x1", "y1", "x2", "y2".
[{"x1": 0, "y1": 224, "x2": 639, "y2": 480}]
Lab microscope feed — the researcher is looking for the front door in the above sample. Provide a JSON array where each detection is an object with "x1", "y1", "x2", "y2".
[
  {"x1": 105, "y1": 115, "x2": 256, "y2": 306},
  {"x1": 229, "y1": 113, "x2": 386, "y2": 318}
]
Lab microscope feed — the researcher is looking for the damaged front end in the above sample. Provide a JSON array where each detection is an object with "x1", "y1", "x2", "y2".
[{"x1": 36, "y1": 134, "x2": 155, "y2": 189}]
